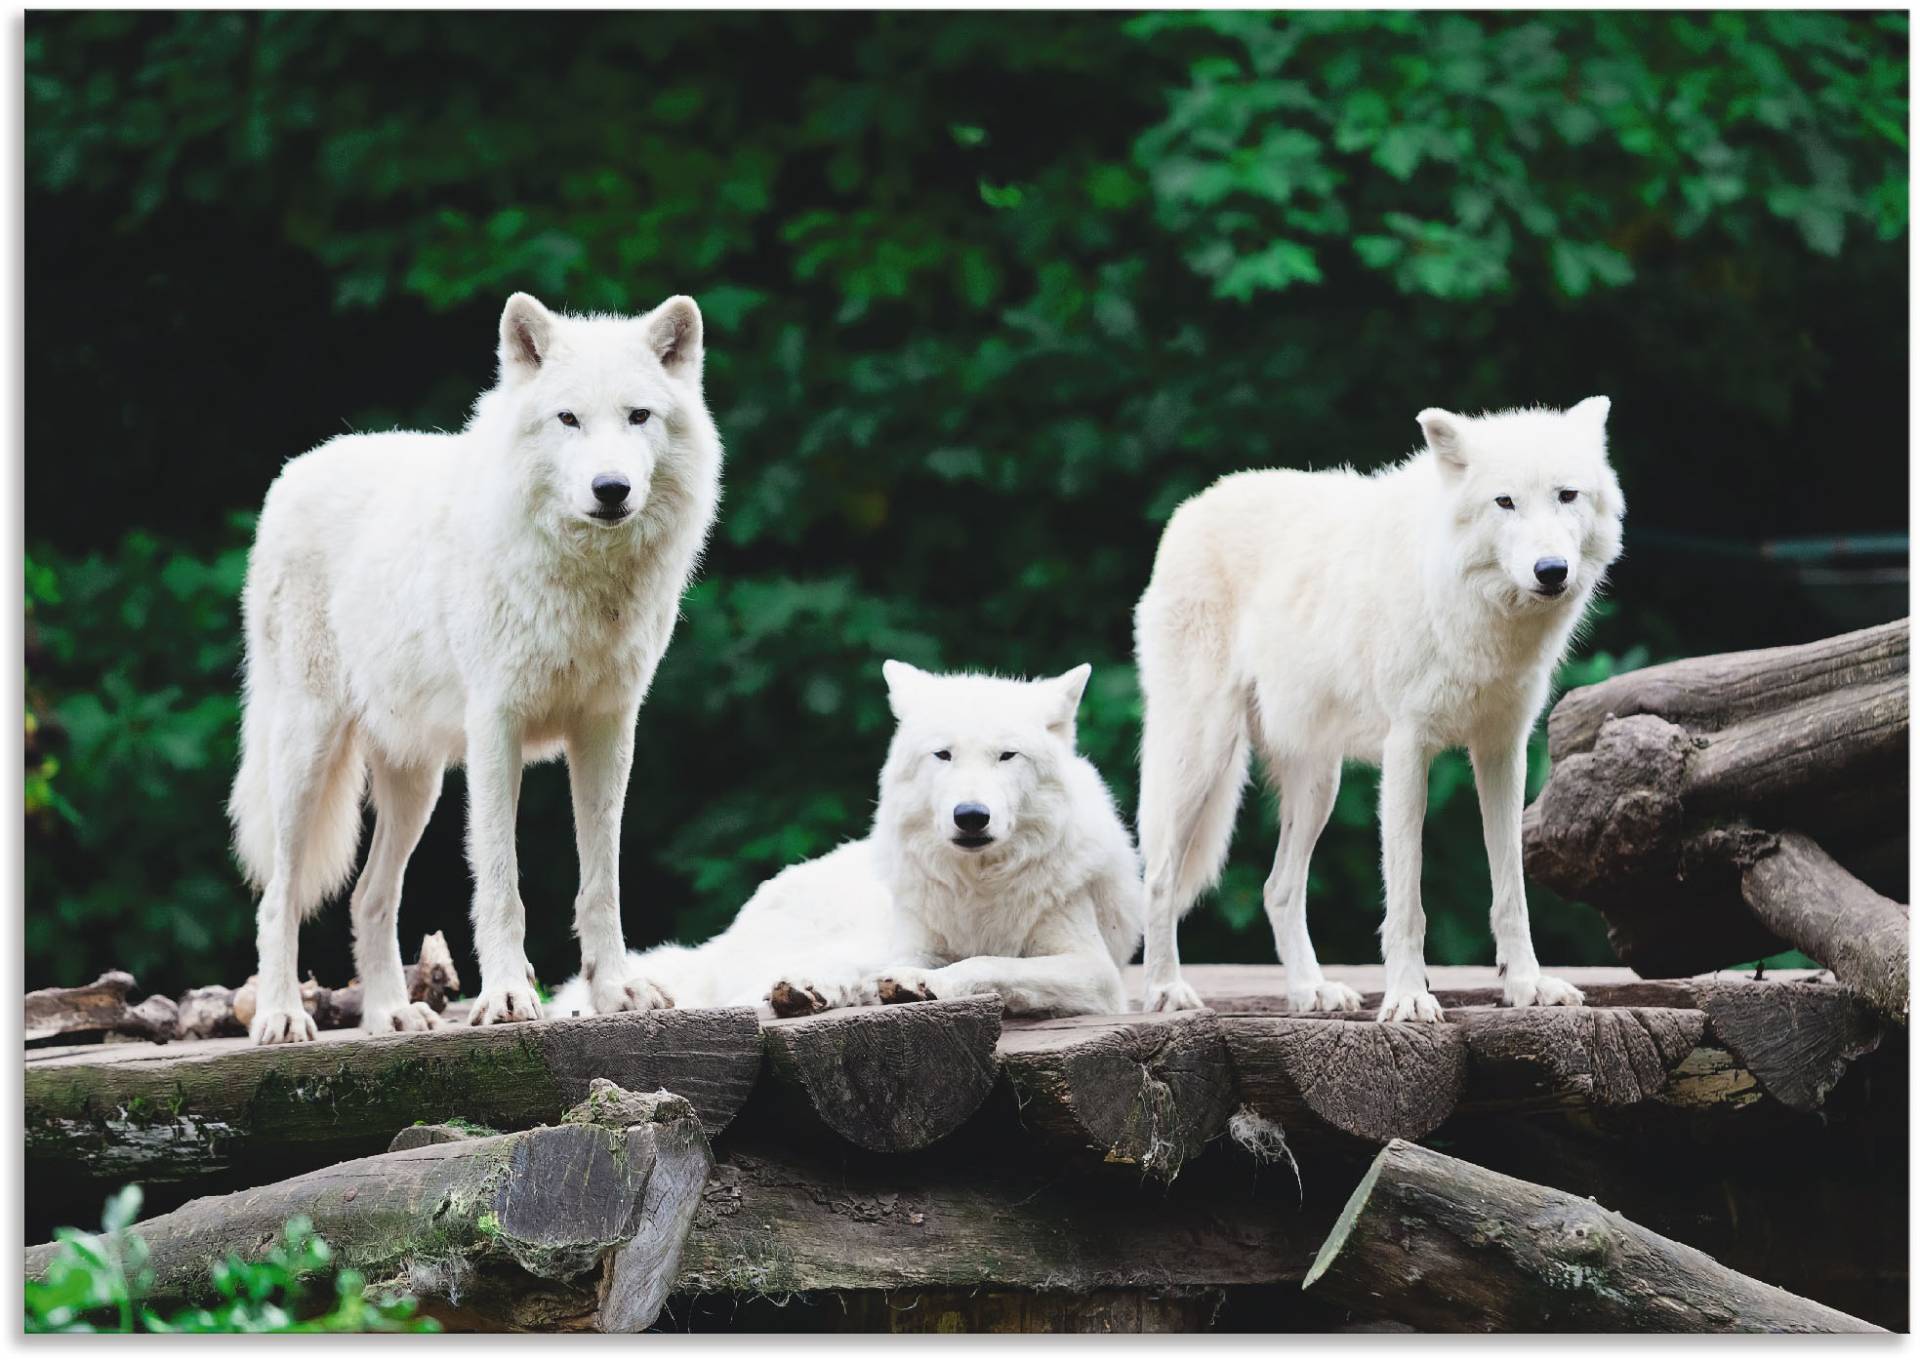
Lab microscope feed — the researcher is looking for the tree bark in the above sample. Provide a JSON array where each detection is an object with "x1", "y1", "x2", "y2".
[
  {"x1": 760, "y1": 995, "x2": 1002, "y2": 1152},
  {"x1": 24, "y1": 1008, "x2": 762, "y2": 1193},
  {"x1": 1304, "y1": 1139, "x2": 1883, "y2": 1332},
  {"x1": 997, "y1": 1011, "x2": 1235, "y2": 1182},
  {"x1": 25, "y1": 1090, "x2": 712, "y2": 1333}
]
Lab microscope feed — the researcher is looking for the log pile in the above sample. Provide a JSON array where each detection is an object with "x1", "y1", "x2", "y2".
[
  {"x1": 1522, "y1": 618, "x2": 1909, "y2": 1019},
  {"x1": 21, "y1": 963, "x2": 1906, "y2": 1331}
]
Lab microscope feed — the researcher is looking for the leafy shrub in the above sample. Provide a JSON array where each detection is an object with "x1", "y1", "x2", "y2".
[{"x1": 25, "y1": 1186, "x2": 435, "y2": 1334}]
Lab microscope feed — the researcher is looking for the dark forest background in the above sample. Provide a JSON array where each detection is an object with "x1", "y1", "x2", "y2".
[{"x1": 24, "y1": 11, "x2": 1909, "y2": 996}]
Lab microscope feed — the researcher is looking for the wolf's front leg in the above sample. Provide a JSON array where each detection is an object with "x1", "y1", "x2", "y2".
[
  {"x1": 1377, "y1": 730, "x2": 1443, "y2": 1023},
  {"x1": 568, "y1": 706, "x2": 670, "y2": 1014},
  {"x1": 465, "y1": 706, "x2": 542, "y2": 1025},
  {"x1": 875, "y1": 953, "x2": 1128, "y2": 1018},
  {"x1": 1472, "y1": 731, "x2": 1583, "y2": 1009}
]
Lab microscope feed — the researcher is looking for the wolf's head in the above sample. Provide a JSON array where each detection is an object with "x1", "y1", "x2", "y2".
[
  {"x1": 482, "y1": 292, "x2": 716, "y2": 537},
  {"x1": 876, "y1": 662, "x2": 1093, "y2": 861},
  {"x1": 1416, "y1": 397, "x2": 1626, "y2": 613}
]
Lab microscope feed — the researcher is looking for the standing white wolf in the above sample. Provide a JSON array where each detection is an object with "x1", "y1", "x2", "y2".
[
  {"x1": 551, "y1": 663, "x2": 1143, "y2": 1018},
  {"x1": 230, "y1": 292, "x2": 722, "y2": 1044},
  {"x1": 1134, "y1": 399, "x2": 1625, "y2": 1022}
]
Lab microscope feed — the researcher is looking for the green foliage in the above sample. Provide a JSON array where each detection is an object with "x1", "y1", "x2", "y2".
[
  {"x1": 25, "y1": 1186, "x2": 434, "y2": 1334},
  {"x1": 21, "y1": 13, "x2": 1908, "y2": 991}
]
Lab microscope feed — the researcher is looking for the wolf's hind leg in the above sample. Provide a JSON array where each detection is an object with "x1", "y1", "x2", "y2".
[
  {"x1": 352, "y1": 757, "x2": 445, "y2": 1033},
  {"x1": 252, "y1": 702, "x2": 361, "y2": 1045},
  {"x1": 1266, "y1": 757, "x2": 1361, "y2": 1013}
]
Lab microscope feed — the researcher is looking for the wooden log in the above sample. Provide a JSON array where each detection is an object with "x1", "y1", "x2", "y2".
[
  {"x1": 24, "y1": 1008, "x2": 762, "y2": 1193},
  {"x1": 997, "y1": 1012, "x2": 1235, "y2": 1182},
  {"x1": 676, "y1": 1137, "x2": 1320, "y2": 1296},
  {"x1": 26, "y1": 971, "x2": 177, "y2": 1045},
  {"x1": 1221, "y1": 1016, "x2": 1465, "y2": 1143},
  {"x1": 26, "y1": 1086, "x2": 712, "y2": 1333},
  {"x1": 1546, "y1": 618, "x2": 1908, "y2": 773},
  {"x1": 174, "y1": 986, "x2": 244, "y2": 1042},
  {"x1": 1734, "y1": 830, "x2": 1909, "y2": 1022},
  {"x1": 760, "y1": 996, "x2": 1001, "y2": 1152},
  {"x1": 1303, "y1": 1139, "x2": 1884, "y2": 1332},
  {"x1": 1457, "y1": 1006, "x2": 1707, "y2": 1110},
  {"x1": 1523, "y1": 622, "x2": 1910, "y2": 978},
  {"x1": 1697, "y1": 980, "x2": 1885, "y2": 1113}
]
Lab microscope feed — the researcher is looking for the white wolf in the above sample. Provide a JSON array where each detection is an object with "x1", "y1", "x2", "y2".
[
  {"x1": 230, "y1": 292, "x2": 722, "y2": 1044},
  {"x1": 1134, "y1": 398, "x2": 1625, "y2": 1022},
  {"x1": 552, "y1": 663, "x2": 1143, "y2": 1019}
]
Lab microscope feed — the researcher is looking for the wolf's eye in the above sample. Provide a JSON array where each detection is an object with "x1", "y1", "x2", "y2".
[
  {"x1": 1000, "y1": 751, "x2": 1018, "y2": 762},
  {"x1": 933, "y1": 750, "x2": 952, "y2": 762},
  {"x1": 1494, "y1": 495, "x2": 1515, "y2": 510},
  {"x1": 1558, "y1": 488, "x2": 1578, "y2": 504},
  {"x1": 557, "y1": 411, "x2": 580, "y2": 428},
  {"x1": 629, "y1": 409, "x2": 651, "y2": 426}
]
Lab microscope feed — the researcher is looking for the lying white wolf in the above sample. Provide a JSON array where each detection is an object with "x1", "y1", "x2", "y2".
[
  {"x1": 552, "y1": 663, "x2": 1143, "y2": 1018},
  {"x1": 230, "y1": 292, "x2": 722, "y2": 1044},
  {"x1": 1134, "y1": 398, "x2": 1625, "y2": 1022}
]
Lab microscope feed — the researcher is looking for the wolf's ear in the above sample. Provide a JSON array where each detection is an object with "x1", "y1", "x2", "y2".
[
  {"x1": 882, "y1": 659, "x2": 931, "y2": 720},
  {"x1": 1043, "y1": 663, "x2": 1093, "y2": 740},
  {"x1": 500, "y1": 293, "x2": 556, "y2": 381},
  {"x1": 1417, "y1": 408, "x2": 1468, "y2": 472},
  {"x1": 646, "y1": 296, "x2": 704, "y2": 382},
  {"x1": 1567, "y1": 395, "x2": 1611, "y2": 427}
]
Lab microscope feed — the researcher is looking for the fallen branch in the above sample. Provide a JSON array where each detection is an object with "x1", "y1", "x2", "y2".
[{"x1": 1304, "y1": 1139, "x2": 1883, "y2": 1332}]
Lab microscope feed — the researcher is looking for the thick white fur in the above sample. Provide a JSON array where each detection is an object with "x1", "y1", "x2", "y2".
[
  {"x1": 1134, "y1": 398, "x2": 1625, "y2": 1022},
  {"x1": 230, "y1": 292, "x2": 722, "y2": 1044},
  {"x1": 551, "y1": 665, "x2": 1144, "y2": 1019}
]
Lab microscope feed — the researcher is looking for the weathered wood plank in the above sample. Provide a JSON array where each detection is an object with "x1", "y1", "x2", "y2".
[
  {"x1": 24, "y1": 1008, "x2": 762, "y2": 1192},
  {"x1": 1697, "y1": 980, "x2": 1885, "y2": 1113},
  {"x1": 760, "y1": 995, "x2": 1001, "y2": 1152},
  {"x1": 997, "y1": 1011, "x2": 1235, "y2": 1181},
  {"x1": 1304, "y1": 1139, "x2": 1884, "y2": 1332}
]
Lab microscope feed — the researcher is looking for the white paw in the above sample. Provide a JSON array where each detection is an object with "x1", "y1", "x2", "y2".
[
  {"x1": 768, "y1": 974, "x2": 879, "y2": 1018},
  {"x1": 591, "y1": 971, "x2": 674, "y2": 1015},
  {"x1": 366, "y1": 1001, "x2": 441, "y2": 1034},
  {"x1": 871, "y1": 968, "x2": 939, "y2": 1006},
  {"x1": 1506, "y1": 972, "x2": 1585, "y2": 1009},
  {"x1": 251, "y1": 1006, "x2": 317, "y2": 1045},
  {"x1": 1289, "y1": 980, "x2": 1363, "y2": 1013},
  {"x1": 1143, "y1": 979, "x2": 1206, "y2": 1013},
  {"x1": 1378, "y1": 990, "x2": 1445, "y2": 1024},
  {"x1": 468, "y1": 984, "x2": 544, "y2": 1026}
]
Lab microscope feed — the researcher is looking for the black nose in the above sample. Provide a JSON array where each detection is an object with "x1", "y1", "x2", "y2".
[
  {"x1": 1533, "y1": 557, "x2": 1569, "y2": 588},
  {"x1": 953, "y1": 803, "x2": 991, "y2": 833},
  {"x1": 591, "y1": 474, "x2": 630, "y2": 507}
]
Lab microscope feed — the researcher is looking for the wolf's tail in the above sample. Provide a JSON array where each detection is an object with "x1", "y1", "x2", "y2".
[
  {"x1": 1134, "y1": 592, "x2": 1251, "y2": 919},
  {"x1": 228, "y1": 663, "x2": 367, "y2": 919}
]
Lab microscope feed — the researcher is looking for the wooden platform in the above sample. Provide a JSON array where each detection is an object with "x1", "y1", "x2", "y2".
[{"x1": 23, "y1": 964, "x2": 1905, "y2": 1328}]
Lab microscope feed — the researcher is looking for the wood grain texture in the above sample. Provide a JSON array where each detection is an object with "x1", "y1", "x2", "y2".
[
  {"x1": 26, "y1": 971, "x2": 176, "y2": 1044},
  {"x1": 760, "y1": 995, "x2": 1001, "y2": 1152},
  {"x1": 998, "y1": 1011, "x2": 1235, "y2": 1181},
  {"x1": 1304, "y1": 1139, "x2": 1884, "y2": 1333},
  {"x1": 1222, "y1": 1016, "x2": 1465, "y2": 1142},
  {"x1": 1697, "y1": 980, "x2": 1886, "y2": 1112}
]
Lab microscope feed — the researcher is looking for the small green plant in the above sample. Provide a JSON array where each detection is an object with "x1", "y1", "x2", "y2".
[{"x1": 25, "y1": 1186, "x2": 438, "y2": 1334}]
